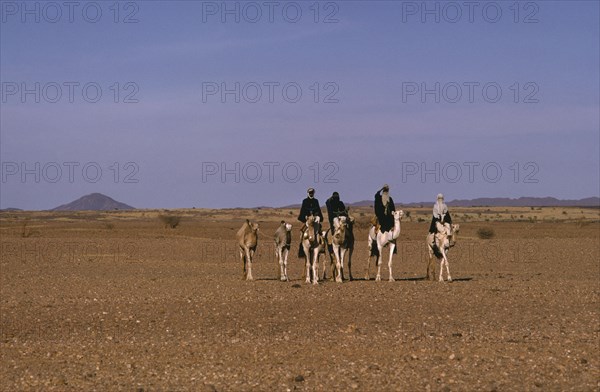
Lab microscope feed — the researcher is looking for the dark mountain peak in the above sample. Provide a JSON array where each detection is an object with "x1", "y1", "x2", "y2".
[{"x1": 52, "y1": 193, "x2": 134, "y2": 211}]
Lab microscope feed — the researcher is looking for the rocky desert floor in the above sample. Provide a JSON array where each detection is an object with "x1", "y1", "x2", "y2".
[{"x1": 1, "y1": 207, "x2": 599, "y2": 391}]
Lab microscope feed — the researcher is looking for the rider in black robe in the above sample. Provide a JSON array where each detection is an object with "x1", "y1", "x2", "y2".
[{"x1": 297, "y1": 188, "x2": 323, "y2": 257}]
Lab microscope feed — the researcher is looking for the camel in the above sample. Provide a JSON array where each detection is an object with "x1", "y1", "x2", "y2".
[
  {"x1": 236, "y1": 219, "x2": 259, "y2": 281},
  {"x1": 366, "y1": 210, "x2": 403, "y2": 282},
  {"x1": 301, "y1": 215, "x2": 325, "y2": 285},
  {"x1": 330, "y1": 215, "x2": 355, "y2": 282},
  {"x1": 274, "y1": 221, "x2": 292, "y2": 281},
  {"x1": 427, "y1": 222, "x2": 459, "y2": 282}
]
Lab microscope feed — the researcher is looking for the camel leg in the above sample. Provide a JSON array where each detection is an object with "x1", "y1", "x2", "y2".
[
  {"x1": 445, "y1": 256, "x2": 452, "y2": 282},
  {"x1": 300, "y1": 241, "x2": 307, "y2": 281},
  {"x1": 427, "y1": 255, "x2": 436, "y2": 281},
  {"x1": 281, "y1": 248, "x2": 289, "y2": 281},
  {"x1": 438, "y1": 250, "x2": 445, "y2": 282},
  {"x1": 335, "y1": 247, "x2": 344, "y2": 283},
  {"x1": 330, "y1": 252, "x2": 336, "y2": 281},
  {"x1": 427, "y1": 234, "x2": 437, "y2": 281},
  {"x1": 276, "y1": 248, "x2": 283, "y2": 281},
  {"x1": 427, "y1": 246, "x2": 436, "y2": 281},
  {"x1": 312, "y1": 249, "x2": 319, "y2": 285},
  {"x1": 339, "y1": 247, "x2": 346, "y2": 282},
  {"x1": 284, "y1": 248, "x2": 289, "y2": 281},
  {"x1": 245, "y1": 248, "x2": 254, "y2": 281},
  {"x1": 305, "y1": 245, "x2": 311, "y2": 284},
  {"x1": 305, "y1": 257, "x2": 311, "y2": 284},
  {"x1": 365, "y1": 254, "x2": 371, "y2": 280},
  {"x1": 347, "y1": 248, "x2": 354, "y2": 281},
  {"x1": 375, "y1": 245, "x2": 383, "y2": 281},
  {"x1": 239, "y1": 248, "x2": 247, "y2": 280},
  {"x1": 388, "y1": 243, "x2": 396, "y2": 282}
]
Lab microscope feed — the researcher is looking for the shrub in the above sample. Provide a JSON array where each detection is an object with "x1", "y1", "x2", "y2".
[
  {"x1": 477, "y1": 227, "x2": 495, "y2": 239},
  {"x1": 159, "y1": 215, "x2": 181, "y2": 229}
]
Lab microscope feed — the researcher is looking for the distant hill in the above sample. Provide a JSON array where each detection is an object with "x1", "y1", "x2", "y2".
[
  {"x1": 341, "y1": 196, "x2": 600, "y2": 209},
  {"x1": 52, "y1": 193, "x2": 134, "y2": 211},
  {"x1": 0, "y1": 207, "x2": 23, "y2": 212},
  {"x1": 446, "y1": 197, "x2": 600, "y2": 208},
  {"x1": 280, "y1": 204, "x2": 301, "y2": 209}
]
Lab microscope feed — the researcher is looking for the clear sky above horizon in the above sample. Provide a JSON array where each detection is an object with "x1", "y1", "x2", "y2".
[{"x1": 1, "y1": 0, "x2": 599, "y2": 209}]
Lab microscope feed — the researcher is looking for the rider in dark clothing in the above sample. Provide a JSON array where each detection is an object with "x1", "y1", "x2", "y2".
[
  {"x1": 374, "y1": 184, "x2": 396, "y2": 232},
  {"x1": 297, "y1": 188, "x2": 323, "y2": 257},
  {"x1": 325, "y1": 192, "x2": 347, "y2": 230},
  {"x1": 298, "y1": 188, "x2": 323, "y2": 223}
]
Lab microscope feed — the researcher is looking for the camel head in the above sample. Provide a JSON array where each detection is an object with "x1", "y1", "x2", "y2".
[
  {"x1": 305, "y1": 216, "x2": 316, "y2": 242},
  {"x1": 333, "y1": 216, "x2": 347, "y2": 230},
  {"x1": 244, "y1": 219, "x2": 259, "y2": 232},
  {"x1": 448, "y1": 224, "x2": 459, "y2": 247},
  {"x1": 436, "y1": 222, "x2": 450, "y2": 235},
  {"x1": 280, "y1": 220, "x2": 292, "y2": 232},
  {"x1": 333, "y1": 216, "x2": 347, "y2": 239},
  {"x1": 347, "y1": 215, "x2": 355, "y2": 230},
  {"x1": 393, "y1": 210, "x2": 404, "y2": 220}
]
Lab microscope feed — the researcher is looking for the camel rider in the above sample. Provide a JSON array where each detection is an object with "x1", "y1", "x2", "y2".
[
  {"x1": 374, "y1": 184, "x2": 396, "y2": 232},
  {"x1": 298, "y1": 188, "x2": 324, "y2": 224},
  {"x1": 429, "y1": 193, "x2": 452, "y2": 246},
  {"x1": 297, "y1": 188, "x2": 324, "y2": 257},
  {"x1": 374, "y1": 184, "x2": 397, "y2": 253},
  {"x1": 325, "y1": 191, "x2": 347, "y2": 231}
]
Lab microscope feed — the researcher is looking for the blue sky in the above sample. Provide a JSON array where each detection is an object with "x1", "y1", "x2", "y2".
[{"x1": 1, "y1": 0, "x2": 599, "y2": 209}]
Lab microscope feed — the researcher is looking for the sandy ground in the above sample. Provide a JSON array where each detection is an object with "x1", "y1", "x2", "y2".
[{"x1": 1, "y1": 208, "x2": 599, "y2": 391}]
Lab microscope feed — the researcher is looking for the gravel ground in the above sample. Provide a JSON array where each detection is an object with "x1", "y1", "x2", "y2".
[{"x1": 1, "y1": 212, "x2": 598, "y2": 391}]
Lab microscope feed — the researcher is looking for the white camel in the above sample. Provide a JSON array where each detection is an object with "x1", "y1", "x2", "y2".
[
  {"x1": 370, "y1": 210, "x2": 403, "y2": 282},
  {"x1": 331, "y1": 215, "x2": 355, "y2": 282},
  {"x1": 274, "y1": 221, "x2": 292, "y2": 281},
  {"x1": 236, "y1": 219, "x2": 259, "y2": 281},
  {"x1": 301, "y1": 215, "x2": 325, "y2": 285},
  {"x1": 427, "y1": 222, "x2": 460, "y2": 282}
]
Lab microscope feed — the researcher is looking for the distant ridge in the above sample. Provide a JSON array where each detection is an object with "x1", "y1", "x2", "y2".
[
  {"x1": 0, "y1": 207, "x2": 23, "y2": 212},
  {"x1": 280, "y1": 196, "x2": 600, "y2": 209},
  {"x1": 446, "y1": 197, "x2": 600, "y2": 208},
  {"x1": 52, "y1": 193, "x2": 134, "y2": 211}
]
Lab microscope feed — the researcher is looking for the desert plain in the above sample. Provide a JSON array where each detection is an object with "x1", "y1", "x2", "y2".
[{"x1": 1, "y1": 206, "x2": 599, "y2": 391}]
